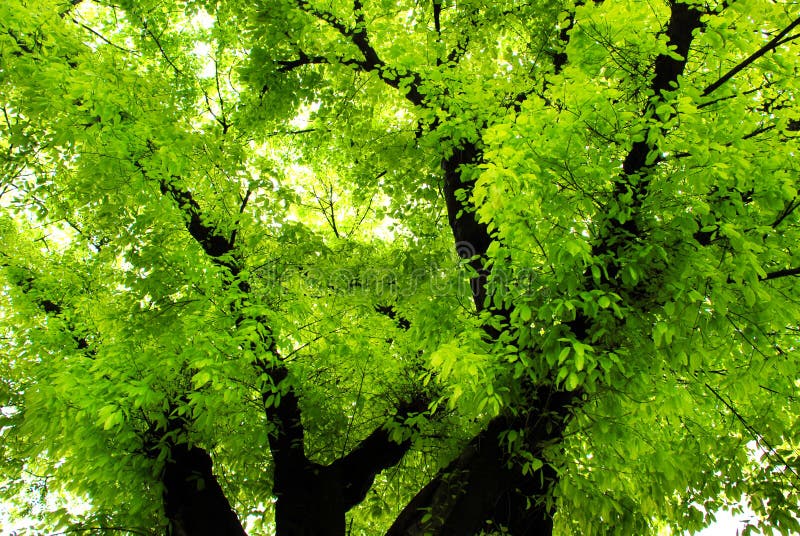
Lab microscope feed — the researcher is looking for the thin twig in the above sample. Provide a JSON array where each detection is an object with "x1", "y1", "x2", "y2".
[
  {"x1": 704, "y1": 382, "x2": 800, "y2": 493},
  {"x1": 70, "y1": 17, "x2": 140, "y2": 55}
]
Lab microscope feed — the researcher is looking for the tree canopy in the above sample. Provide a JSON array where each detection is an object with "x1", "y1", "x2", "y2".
[{"x1": 1, "y1": 0, "x2": 799, "y2": 534}]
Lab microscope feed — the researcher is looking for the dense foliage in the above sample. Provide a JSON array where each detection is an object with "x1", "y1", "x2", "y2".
[{"x1": 1, "y1": 0, "x2": 799, "y2": 534}]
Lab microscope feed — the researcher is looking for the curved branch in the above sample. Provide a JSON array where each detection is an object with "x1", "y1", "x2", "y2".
[
  {"x1": 294, "y1": 0, "x2": 425, "y2": 106},
  {"x1": 331, "y1": 423, "x2": 411, "y2": 510}
]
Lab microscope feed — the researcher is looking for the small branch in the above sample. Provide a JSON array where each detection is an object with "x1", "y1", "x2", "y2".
[
  {"x1": 340, "y1": 366, "x2": 367, "y2": 456},
  {"x1": 775, "y1": 31, "x2": 800, "y2": 47},
  {"x1": 214, "y1": 55, "x2": 228, "y2": 131},
  {"x1": 238, "y1": 187, "x2": 252, "y2": 215},
  {"x1": 294, "y1": 0, "x2": 426, "y2": 106},
  {"x1": 702, "y1": 16, "x2": 800, "y2": 97},
  {"x1": 296, "y1": 0, "x2": 352, "y2": 37},
  {"x1": 327, "y1": 183, "x2": 340, "y2": 238},
  {"x1": 276, "y1": 51, "x2": 329, "y2": 72},
  {"x1": 228, "y1": 187, "x2": 252, "y2": 248},
  {"x1": 142, "y1": 20, "x2": 184, "y2": 77},
  {"x1": 6, "y1": 28, "x2": 35, "y2": 54},
  {"x1": 347, "y1": 177, "x2": 381, "y2": 236},
  {"x1": 744, "y1": 122, "x2": 777, "y2": 140},
  {"x1": 265, "y1": 127, "x2": 317, "y2": 137},
  {"x1": 70, "y1": 17, "x2": 140, "y2": 55},
  {"x1": 53, "y1": 521, "x2": 150, "y2": 536},
  {"x1": 704, "y1": 383, "x2": 800, "y2": 492},
  {"x1": 311, "y1": 183, "x2": 340, "y2": 237},
  {"x1": 696, "y1": 84, "x2": 764, "y2": 110},
  {"x1": 770, "y1": 196, "x2": 800, "y2": 229},
  {"x1": 760, "y1": 267, "x2": 800, "y2": 281}
]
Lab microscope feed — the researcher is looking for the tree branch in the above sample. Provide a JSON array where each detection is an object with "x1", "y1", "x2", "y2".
[
  {"x1": 139, "y1": 152, "x2": 309, "y2": 472},
  {"x1": 331, "y1": 423, "x2": 411, "y2": 510},
  {"x1": 70, "y1": 17, "x2": 140, "y2": 55},
  {"x1": 770, "y1": 195, "x2": 800, "y2": 229},
  {"x1": 702, "y1": 16, "x2": 800, "y2": 97},
  {"x1": 136, "y1": 144, "x2": 236, "y2": 265},
  {"x1": 157, "y1": 176, "x2": 235, "y2": 260},
  {"x1": 228, "y1": 187, "x2": 252, "y2": 248},
  {"x1": 294, "y1": 0, "x2": 425, "y2": 106},
  {"x1": 621, "y1": 1, "x2": 703, "y2": 179},
  {"x1": 598, "y1": 1, "x2": 703, "y2": 263},
  {"x1": 760, "y1": 267, "x2": 800, "y2": 281},
  {"x1": 276, "y1": 51, "x2": 329, "y2": 72},
  {"x1": 432, "y1": 0, "x2": 441, "y2": 35},
  {"x1": 331, "y1": 390, "x2": 430, "y2": 510},
  {"x1": 1, "y1": 262, "x2": 91, "y2": 350},
  {"x1": 374, "y1": 304, "x2": 410, "y2": 330},
  {"x1": 141, "y1": 20, "x2": 184, "y2": 77},
  {"x1": 704, "y1": 383, "x2": 800, "y2": 493}
]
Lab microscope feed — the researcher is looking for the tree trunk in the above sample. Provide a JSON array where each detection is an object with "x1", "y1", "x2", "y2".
[
  {"x1": 273, "y1": 461, "x2": 347, "y2": 536},
  {"x1": 387, "y1": 388, "x2": 574, "y2": 535},
  {"x1": 162, "y1": 443, "x2": 248, "y2": 536}
]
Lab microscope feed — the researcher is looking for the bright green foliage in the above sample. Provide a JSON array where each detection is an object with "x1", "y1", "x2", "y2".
[{"x1": 1, "y1": 0, "x2": 799, "y2": 535}]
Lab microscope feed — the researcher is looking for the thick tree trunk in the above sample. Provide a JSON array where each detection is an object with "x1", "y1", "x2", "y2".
[
  {"x1": 273, "y1": 461, "x2": 347, "y2": 536},
  {"x1": 269, "y1": 380, "x2": 417, "y2": 536},
  {"x1": 406, "y1": 4, "x2": 704, "y2": 532},
  {"x1": 387, "y1": 388, "x2": 574, "y2": 535},
  {"x1": 162, "y1": 443, "x2": 247, "y2": 536},
  {"x1": 271, "y1": 431, "x2": 414, "y2": 535}
]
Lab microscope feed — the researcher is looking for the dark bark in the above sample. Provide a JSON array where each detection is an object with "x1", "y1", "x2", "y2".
[
  {"x1": 387, "y1": 388, "x2": 575, "y2": 535},
  {"x1": 390, "y1": 4, "x2": 704, "y2": 533},
  {"x1": 153, "y1": 162, "x2": 421, "y2": 536},
  {"x1": 440, "y1": 141, "x2": 492, "y2": 312},
  {"x1": 151, "y1": 2, "x2": 705, "y2": 535},
  {"x1": 273, "y1": 428, "x2": 412, "y2": 535},
  {"x1": 598, "y1": 2, "x2": 703, "y2": 285},
  {"x1": 271, "y1": 410, "x2": 416, "y2": 535},
  {"x1": 3, "y1": 263, "x2": 244, "y2": 536},
  {"x1": 415, "y1": 132, "x2": 576, "y2": 536},
  {"x1": 263, "y1": 345, "x2": 423, "y2": 535},
  {"x1": 272, "y1": 460, "x2": 347, "y2": 536},
  {"x1": 162, "y1": 444, "x2": 247, "y2": 536}
]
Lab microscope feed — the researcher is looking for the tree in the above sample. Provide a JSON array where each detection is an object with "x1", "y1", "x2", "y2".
[{"x1": 1, "y1": 0, "x2": 799, "y2": 534}]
